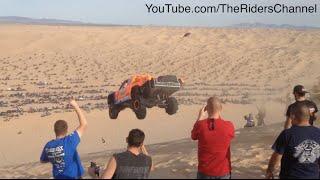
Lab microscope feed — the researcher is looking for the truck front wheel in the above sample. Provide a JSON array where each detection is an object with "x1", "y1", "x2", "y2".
[
  {"x1": 135, "y1": 106, "x2": 147, "y2": 120},
  {"x1": 108, "y1": 93, "x2": 120, "y2": 119},
  {"x1": 109, "y1": 106, "x2": 120, "y2": 119}
]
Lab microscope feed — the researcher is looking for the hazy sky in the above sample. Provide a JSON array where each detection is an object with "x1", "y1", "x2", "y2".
[{"x1": 0, "y1": 0, "x2": 319, "y2": 27}]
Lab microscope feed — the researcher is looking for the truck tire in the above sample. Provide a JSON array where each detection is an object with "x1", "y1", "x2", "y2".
[
  {"x1": 165, "y1": 97, "x2": 178, "y2": 115},
  {"x1": 109, "y1": 106, "x2": 119, "y2": 119},
  {"x1": 134, "y1": 106, "x2": 147, "y2": 120},
  {"x1": 132, "y1": 99, "x2": 147, "y2": 119},
  {"x1": 142, "y1": 80, "x2": 153, "y2": 98},
  {"x1": 108, "y1": 93, "x2": 119, "y2": 119},
  {"x1": 131, "y1": 86, "x2": 147, "y2": 119}
]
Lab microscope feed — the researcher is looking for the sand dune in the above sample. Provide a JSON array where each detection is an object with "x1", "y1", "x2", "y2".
[
  {"x1": 0, "y1": 102, "x2": 285, "y2": 167},
  {"x1": 0, "y1": 24, "x2": 319, "y2": 178},
  {"x1": 0, "y1": 123, "x2": 285, "y2": 179},
  {"x1": 0, "y1": 25, "x2": 319, "y2": 122}
]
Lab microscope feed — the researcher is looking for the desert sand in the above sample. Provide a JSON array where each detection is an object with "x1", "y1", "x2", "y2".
[
  {"x1": 0, "y1": 123, "x2": 285, "y2": 179},
  {"x1": 0, "y1": 24, "x2": 319, "y2": 178}
]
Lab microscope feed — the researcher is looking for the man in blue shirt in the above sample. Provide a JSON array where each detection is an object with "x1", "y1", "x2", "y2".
[
  {"x1": 266, "y1": 103, "x2": 320, "y2": 179},
  {"x1": 40, "y1": 100, "x2": 88, "y2": 179}
]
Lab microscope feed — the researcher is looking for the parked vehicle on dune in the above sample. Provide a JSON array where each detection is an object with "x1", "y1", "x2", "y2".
[{"x1": 107, "y1": 74, "x2": 182, "y2": 119}]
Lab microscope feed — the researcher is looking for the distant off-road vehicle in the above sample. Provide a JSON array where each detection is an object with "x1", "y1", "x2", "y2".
[{"x1": 107, "y1": 74, "x2": 182, "y2": 119}]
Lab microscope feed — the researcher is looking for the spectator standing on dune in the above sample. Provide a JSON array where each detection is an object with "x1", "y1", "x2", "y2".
[
  {"x1": 267, "y1": 103, "x2": 320, "y2": 179},
  {"x1": 284, "y1": 85, "x2": 318, "y2": 129},
  {"x1": 244, "y1": 113, "x2": 255, "y2": 128},
  {"x1": 191, "y1": 96, "x2": 235, "y2": 179},
  {"x1": 88, "y1": 129, "x2": 154, "y2": 179},
  {"x1": 40, "y1": 100, "x2": 88, "y2": 179}
]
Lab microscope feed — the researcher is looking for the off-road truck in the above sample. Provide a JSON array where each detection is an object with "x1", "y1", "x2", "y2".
[{"x1": 107, "y1": 74, "x2": 182, "y2": 119}]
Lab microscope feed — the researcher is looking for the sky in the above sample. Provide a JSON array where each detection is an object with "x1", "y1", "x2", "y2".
[{"x1": 0, "y1": 0, "x2": 319, "y2": 27}]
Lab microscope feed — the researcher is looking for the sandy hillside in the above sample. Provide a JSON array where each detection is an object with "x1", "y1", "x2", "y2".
[
  {"x1": 0, "y1": 123, "x2": 286, "y2": 179},
  {"x1": 0, "y1": 24, "x2": 319, "y2": 178},
  {"x1": 0, "y1": 102, "x2": 285, "y2": 167}
]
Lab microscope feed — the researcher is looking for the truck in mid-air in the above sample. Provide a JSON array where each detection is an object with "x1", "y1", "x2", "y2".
[{"x1": 107, "y1": 74, "x2": 182, "y2": 120}]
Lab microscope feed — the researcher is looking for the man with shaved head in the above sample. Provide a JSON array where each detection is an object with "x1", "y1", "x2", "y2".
[
  {"x1": 267, "y1": 103, "x2": 320, "y2": 179},
  {"x1": 191, "y1": 96, "x2": 235, "y2": 179}
]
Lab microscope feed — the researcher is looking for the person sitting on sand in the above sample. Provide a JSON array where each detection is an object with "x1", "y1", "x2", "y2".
[
  {"x1": 40, "y1": 100, "x2": 88, "y2": 179},
  {"x1": 266, "y1": 103, "x2": 320, "y2": 179},
  {"x1": 284, "y1": 85, "x2": 318, "y2": 129},
  {"x1": 88, "y1": 129, "x2": 154, "y2": 179},
  {"x1": 244, "y1": 113, "x2": 255, "y2": 128},
  {"x1": 191, "y1": 96, "x2": 235, "y2": 179}
]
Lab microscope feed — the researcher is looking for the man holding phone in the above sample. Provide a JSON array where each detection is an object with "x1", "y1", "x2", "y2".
[
  {"x1": 191, "y1": 96, "x2": 235, "y2": 179},
  {"x1": 88, "y1": 129, "x2": 154, "y2": 179}
]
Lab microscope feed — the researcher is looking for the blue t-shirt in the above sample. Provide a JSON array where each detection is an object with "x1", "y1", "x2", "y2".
[
  {"x1": 40, "y1": 131, "x2": 84, "y2": 179},
  {"x1": 272, "y1": 125, "x2": 320, "y2": 179}
]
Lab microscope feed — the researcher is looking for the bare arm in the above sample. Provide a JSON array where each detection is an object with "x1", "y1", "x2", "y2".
[
  {"x1": 284, "y1": 116, "x2": 292, "y2": 129},
  {"x1": 192, "y1": 106, "x2": 206, "y2": 140},
  {"x1": 311, "y1": 108, "x2": 317, "y2": 123},
  {"x1": 266, "y1": 152, "x2": 282, "y2": 179},
  {"x1": 101, "y1": 157, "x2": 117, "y2": 179},
  {"x1": 70, "y1": 100, "x2": 88, "y2": 138},
  {"x1": 197, "y1": 106, "x2": 206, "y2": 121},
  {"x1": 141, "y1": 144, "x2": 149, "y2": 156},
  {"x1": 191, "y1": 120, "x2": 199, "y2": 140},
  {"x1": 141, "y1": 145, "x2": 155, "y2": 171}
]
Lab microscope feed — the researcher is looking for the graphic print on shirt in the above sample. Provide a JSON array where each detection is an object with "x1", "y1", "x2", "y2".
[
  {"x1": 309, "y1": 107, "x2": 316, "y2": 114},
  {"x1": 46, "y1": 146, "x2": 65, "y2": 173},
  {"x1": 293, "y1": 140, "x2": 320, "y2": 163}
]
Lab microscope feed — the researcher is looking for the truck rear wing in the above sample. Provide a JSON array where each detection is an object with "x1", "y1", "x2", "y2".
[
  {"x1": 150, "y1": 75, "x2": 181, "y2": 97},
  {"x1": 153, "y1": 80, "x2": 181, "y2": 89}
]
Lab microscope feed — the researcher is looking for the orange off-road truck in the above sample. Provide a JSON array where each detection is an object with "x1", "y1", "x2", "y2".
[{"x1": 107, "y1": 74, "x2": 182, "y2": 119}]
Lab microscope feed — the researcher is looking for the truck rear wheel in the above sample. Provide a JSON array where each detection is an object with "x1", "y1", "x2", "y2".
[{"x1": 165, "y1": 97, "x2": 178, "y2": 115}]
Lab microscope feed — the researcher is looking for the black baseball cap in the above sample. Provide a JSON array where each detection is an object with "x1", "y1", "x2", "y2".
[{"x1": 293, "y1": 85, "x2": 309, "y2": 94}]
